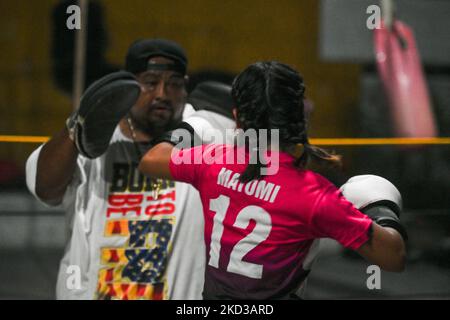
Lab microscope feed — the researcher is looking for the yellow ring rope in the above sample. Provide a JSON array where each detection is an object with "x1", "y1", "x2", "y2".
[
  {"x1": 1, "y1": 135, "x2": 450, "y2": 146},
  {"x1": 310, "y1": 137, "x2": 450, "y2": 146}
]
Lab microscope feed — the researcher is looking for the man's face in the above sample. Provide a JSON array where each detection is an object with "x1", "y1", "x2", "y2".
[{"x1": 130, "y1": 56, "x2": 187, "y2": 135}]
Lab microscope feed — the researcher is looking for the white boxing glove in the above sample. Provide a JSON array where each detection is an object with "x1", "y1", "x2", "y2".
[
  {"x1": 340, "y1": 175, "x2": 407, "y2": 241},
  {"x1": 340, "y1": 175, "x2": 402, "y2": 214}
]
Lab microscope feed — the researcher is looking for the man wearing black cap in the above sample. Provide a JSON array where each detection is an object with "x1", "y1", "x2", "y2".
[
  {"x1": 25, "y1": 39, "x2": 208, "y2": 299},
  {"x1": 123, "y1": 38, "x2": 190, "y2": 139}
]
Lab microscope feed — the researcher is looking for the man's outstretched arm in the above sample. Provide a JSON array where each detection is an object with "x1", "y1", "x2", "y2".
[{"x1": 31, "y1": 127, "x2": 79, "y2": 206}]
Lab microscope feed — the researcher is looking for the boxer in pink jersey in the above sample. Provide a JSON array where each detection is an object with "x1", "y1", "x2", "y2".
[{"x1": 139, "y1": 61, "x2": 407, "y2": 299}]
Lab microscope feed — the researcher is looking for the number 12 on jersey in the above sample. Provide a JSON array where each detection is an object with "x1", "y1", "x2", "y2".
[{"x1": 208, "y1": 195, "x2": 272, "y2": 279}]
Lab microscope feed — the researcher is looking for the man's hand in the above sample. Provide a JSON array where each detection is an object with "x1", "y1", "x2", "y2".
[{"x1": 67, "y1": 71, "x2": 140, "y2": 159}]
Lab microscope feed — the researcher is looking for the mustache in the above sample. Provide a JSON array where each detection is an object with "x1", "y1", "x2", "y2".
[{"x1": 149, "y1": 100, "x2": 173, "y2": 111}]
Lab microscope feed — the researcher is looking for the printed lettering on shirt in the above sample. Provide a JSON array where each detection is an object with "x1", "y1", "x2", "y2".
[
  {"x1": 216, "y1": 167, "x2": 281, "y2": 203},
  {"x1": 96, "y1": 162, "x2": 176, "y2": 300}
]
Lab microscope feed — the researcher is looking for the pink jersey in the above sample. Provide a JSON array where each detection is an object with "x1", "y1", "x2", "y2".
[{"x1": 169, "y1": 144, "x2": 372, "y2": 299}]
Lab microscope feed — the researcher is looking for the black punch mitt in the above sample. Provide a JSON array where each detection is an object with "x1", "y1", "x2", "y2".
[{"x1": 66, "y1": 71, "x2": 141, "y2": 159}]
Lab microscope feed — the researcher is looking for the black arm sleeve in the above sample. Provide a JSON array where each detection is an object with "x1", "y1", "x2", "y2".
[{"x1": 363, "y1": 205, "x2": 408, "y2": 241}]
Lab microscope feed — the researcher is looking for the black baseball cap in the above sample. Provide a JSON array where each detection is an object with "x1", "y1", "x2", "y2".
[
  {"x1": 188, "y1": 81, "x2": 234, "y2": 119},
  {"x1": 125, "y1": 38, "x2": 188, "y2": 75}
]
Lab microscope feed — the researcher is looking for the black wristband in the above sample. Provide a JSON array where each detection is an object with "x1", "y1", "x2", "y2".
[
  {"x1": 363, "y1": 206, "x2": 408, "y2": 241},
  {"x1": 151, "y1": 122, "x2": 201, "y2": 148}
]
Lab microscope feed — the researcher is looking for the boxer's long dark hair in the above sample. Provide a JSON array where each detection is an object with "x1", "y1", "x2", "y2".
[{"x1": 232, "y1": 61, "x2": 341, "y2": 182}]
